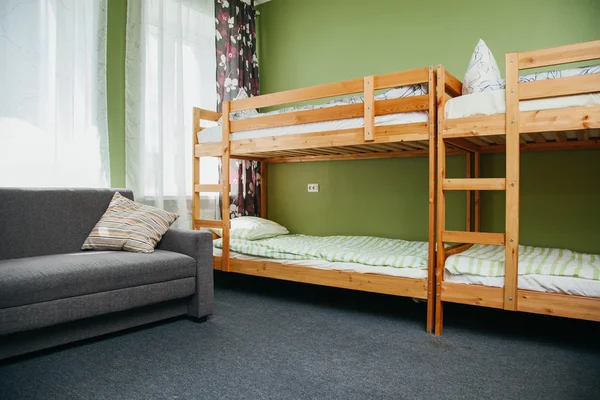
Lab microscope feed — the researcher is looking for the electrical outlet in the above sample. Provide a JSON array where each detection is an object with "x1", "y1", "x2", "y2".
[{"x1": 307, "y1": 183, "x2": 319, "y2": 193}]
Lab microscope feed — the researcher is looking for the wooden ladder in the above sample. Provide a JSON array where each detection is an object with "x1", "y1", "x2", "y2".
[
  {"x1": 192, "y1": 104, "x2": 232, "y2": 272},
  {"x1": 436, "y1": 62, "x2": 521, "y2": 330}
]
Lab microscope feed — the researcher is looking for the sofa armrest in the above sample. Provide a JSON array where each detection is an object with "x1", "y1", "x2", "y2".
[{"x1": 157, "y1": 229, "x2": 214, "y2": 319}]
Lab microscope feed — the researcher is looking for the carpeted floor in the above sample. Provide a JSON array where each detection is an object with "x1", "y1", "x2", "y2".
[{"x1": 1, "y1": 272, "x2": 599, "y2": 400}]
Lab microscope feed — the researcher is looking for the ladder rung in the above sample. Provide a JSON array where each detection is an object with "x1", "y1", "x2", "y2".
[
  {"x1": 195, "y1": 184, "x2": 224, "y2": 193},
  {"x1": 442, "y1": 231, "x2": 505, "y2": 246},
  {"x1": 194, "y1": 219, "x2": 223, "y2": 228},
  {"x1": 443, "y1": 178, "x2": 506, "y2": 191}
]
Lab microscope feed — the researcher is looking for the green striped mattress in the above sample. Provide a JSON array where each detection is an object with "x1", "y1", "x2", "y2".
[
  {"x1": 213, "y1": 235, "x2": 429, "y2": 270},
  {"x1": 445, "y1": 244, "x2": 600, "y2": 281}
]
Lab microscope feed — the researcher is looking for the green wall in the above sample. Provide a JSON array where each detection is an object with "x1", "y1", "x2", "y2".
[
  {"x1": 107, "y1": 0, "x2": 127, "y2": 188},
  {"x1": 258, "y1": 0, "x2": 600, "y2": 253}
]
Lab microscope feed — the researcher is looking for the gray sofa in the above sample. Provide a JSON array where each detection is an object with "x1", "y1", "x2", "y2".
[{"x1": 0, "y1": 188, "x2": 213, "y2": 360}]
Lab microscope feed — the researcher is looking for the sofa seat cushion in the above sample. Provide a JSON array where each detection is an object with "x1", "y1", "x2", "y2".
[{"x1": 0, "y1": 250, "x2": 196, "y2": 309}]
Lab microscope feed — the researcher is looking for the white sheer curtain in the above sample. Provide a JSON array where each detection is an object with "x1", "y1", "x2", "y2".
[
  {"x1": 126, "y1": 0, "x2": 216, "y2": 228},
  {"x1": 0, "y1": 0, "x2": 110, "y2": 187}
]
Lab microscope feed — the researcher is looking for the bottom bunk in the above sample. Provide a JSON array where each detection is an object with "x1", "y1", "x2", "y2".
[
  {"x1": 440, "y1": 244, "x2": 600, "y2": 321},
  {"x1": 212, "y1": 234, "x2": 431, "y2": 300}
]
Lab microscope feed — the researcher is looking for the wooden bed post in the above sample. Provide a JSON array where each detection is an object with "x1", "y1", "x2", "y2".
[
  {"x1": 474, "y1": 152, "x2": 481, "y2": 232},
  {"x1": 192, "y1": 108, "x2": 201, "y2": 229},
  {"x1": 364, "y1": 76, "x2": 375, "y2": 142},
  {"x1": 466, "y1": 153, "x2": 472, "y2": 231},
  {"x1": 260, "y1": 161, "x2": 267, "y2": 219},
  {"x1": 426, "y1": 66, "x2": 436, "y2": 334},
  {"x1": 504, "y1": 53, "x2": 520, "y2": 311},
  {"x1": 221, "y1": 101, "x2": 232, "y2": 272},
  {"x1": 435, "y1": 65, "x2": 446, "y2": 336}
]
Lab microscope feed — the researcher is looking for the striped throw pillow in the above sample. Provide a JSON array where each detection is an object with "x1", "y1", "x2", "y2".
[
  {"x1": 211, "y1": 216, "x2": 288, "y2": 240},
  {"x1": 82, "y1": 192, "x2": 178, "y2": 253}
]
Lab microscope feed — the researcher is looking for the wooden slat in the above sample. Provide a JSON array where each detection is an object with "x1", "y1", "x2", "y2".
[
  {"x1": 230, "y1": 78, "x2": 363, "y2": 112},
  {"x1": 479, "y1": 139, "x2": 600, "y2": 153},
  {"x1": 553, "y1": 131, "x2": 568, "y2": 142},
  {"x1": 407, "y1": 141, "x2": 428, "y2": 149},
  {"x1": 465, "y1": 136, "x2": 492, "y2": 147},
  {"x1": 442, "y1": 230, "x2": 505, "y2": 245},
  {"x1": 519, "y1": 74, "x2": 600, "y2": 100},
  {"x1": 372, "y1": 123, "x2": 429, "y2": 142},
  {"x1": 445, "y1": 105, "x2": 600, "y2": 140},
  {"x1": 443, "y1": 178, "x2": 506, "y2": 191},
  {"x1": 198, "y1": 108, "x2": 221, "y2": 122},
  {"x1": 444, "y1": 70, "x2": 462, "y2": 98},
  {"x1": 528, "y1": 132, "x2": 547, "y2": 143},
  {"x1": 266, "y1": 149, "x2": 430, "y2": 163},
  {"x1": 373, "y1": 68, "x2": 429, "y2": 90},
  {"x1": 443, "y1": 114, "x2": 506, "y2": 138},
  {"x1": 445, "y1": 138, "x2": 480, "y2": 153},
  {"x1": 576, "y1": 130, "x2": 589, "y2": 141},
  {"x1": 441, "y1": 282, "x2": 504, "y2": 309},
  {"x1": 519, "y1": 105, "x2": 600, "y2": 133},
  {"x1": 485, "y1": 135, "x2": 505, "y2": 145},
  {"x1": 375, "y1": 95, "x2": 429, "y2": 115},
  {"x1": 195, "y1": 184, "x2": 223, "y2": 193},
  {"x1": 195, "y1": 143, "x2": 223, "y2": 157},
  {"x1": 518, "y1": 290, "x2": 600, "y2": 322},
  {"x1": 214, "y1": 257, "x2": 428, "y2": 299},
  {"x1": 518, "y1": 40, "x2": 600, "y2": 70},
  {"x1": 444, "y1": 243, "x2": 473, "y2": 258},
  {"x1": 195, "y1": 219, "x2": 223, "y2": 228},
  {"x1": 231, "y1": 103, "x2": 363, "y2": 132},
  {"x1": 364, "y1": 76, "x2": 375, "y2": 141},
  {"x1": 504, "y1": 53, "x2": 520, "y2": 312}
]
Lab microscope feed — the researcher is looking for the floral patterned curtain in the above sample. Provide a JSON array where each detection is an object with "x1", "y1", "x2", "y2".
[
  {"x1": 215, "y1": 0, "x2": 259, "y2": 111},
  {"x1": 218, "y1": 160, "x2": 262, "y2": 219}
]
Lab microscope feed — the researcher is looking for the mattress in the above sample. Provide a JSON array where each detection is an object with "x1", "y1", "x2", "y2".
[
  {"x1": 445, "y1": 90, "x2": 600, "y2": 120},
  {"x1": 445, "y1": 272, "x2": 600, "y2": 298},
  {"x1": 444, "y1": 244, "x2": 600, "y2": 297},
  {"x1": 446, "y1": 64, "x2": 600, "y2": 119},
  {"x1": 213, "y1": 248, "x2": 428, "y2": 279}
]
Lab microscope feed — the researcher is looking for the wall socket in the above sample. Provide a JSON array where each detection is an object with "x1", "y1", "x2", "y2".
[{"x1": 307, "y1": 183, "x2": 319, "y2": 193}]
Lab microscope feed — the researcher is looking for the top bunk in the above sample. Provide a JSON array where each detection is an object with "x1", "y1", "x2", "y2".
[
  {"x1": 438, "y1": 40, "x2": 600, "y2": 154},
  {"x1": 194, "y1": 67, "x2": 460, "y2": 163}
]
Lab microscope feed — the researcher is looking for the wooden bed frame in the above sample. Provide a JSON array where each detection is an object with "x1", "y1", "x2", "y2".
[
  {"x1": 192, "y1": 67, "x2": 462, "y2": 333},
  {"x1": 435, "y1": 40, "x2": 600, "y2": 335}
]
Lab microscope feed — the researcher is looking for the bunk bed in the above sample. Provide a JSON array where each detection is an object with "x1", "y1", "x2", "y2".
[
  {"x1": 435, "y1": 40, "x2": 600, "y2": 335},
  {"x1": 192, "y1": 67, "x2": 461, "y2": 333}
]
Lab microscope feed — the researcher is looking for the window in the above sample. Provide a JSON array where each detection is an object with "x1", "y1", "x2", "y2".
[
  {"x1": 127, "y1": 0, "x2": 217, "y2": 201},
  {"x1": 0, "y1": 0, "x2": 110, "y2": 187}
]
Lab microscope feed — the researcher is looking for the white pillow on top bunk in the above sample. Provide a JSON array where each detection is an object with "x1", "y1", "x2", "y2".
[
  {"x1": 211, "y1": 216, "x2": 289, "y2": 240},
  {"x1": 462, "y1": 39, "x2": 503, "y2": 94}
]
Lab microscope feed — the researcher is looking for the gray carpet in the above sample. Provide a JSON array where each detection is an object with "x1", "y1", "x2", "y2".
[{"x1": 1, "y1": 272, "x2": 599, "y2": 400}]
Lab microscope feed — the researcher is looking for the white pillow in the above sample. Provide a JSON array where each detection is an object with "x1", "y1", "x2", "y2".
[
  {"x1": 463, "y1": 39, "x2": 503, "y2": 95},
  {"x1": 211, "y1": 216, "x2": 289, "y2": 240}
]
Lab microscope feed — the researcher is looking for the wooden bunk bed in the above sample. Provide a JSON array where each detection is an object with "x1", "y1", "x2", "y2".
[
  {"x1": 435, "y1": 40, "x2": 600, "y2": 335},
  {"x1": 192, "y1": 67, "x2": 461, "y2": 333}
]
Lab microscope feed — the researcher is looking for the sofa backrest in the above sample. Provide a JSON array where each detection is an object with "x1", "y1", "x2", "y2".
[{"x1": 0, "y1": 188, "x2": 134, "y2": 260}]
